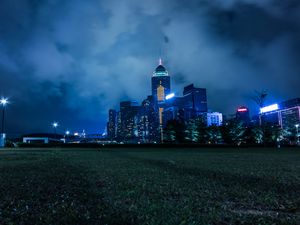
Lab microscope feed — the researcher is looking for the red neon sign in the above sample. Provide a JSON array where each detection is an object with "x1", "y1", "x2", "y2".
[{"x1": 237, "y1": 108, "x2": 248, "y2": 112}]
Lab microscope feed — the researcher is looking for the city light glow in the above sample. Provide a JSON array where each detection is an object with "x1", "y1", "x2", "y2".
[
  {"x1": 52, "y1": 122, "x2": 58, "y2": 128},
  {"x1": 165, "y1": 93, "x2": 175, "y2": 100},
  {"x1": 0, "y1": 98, "x2": 8, "y2": 106},
  {"x1": 260, "y1": 104, "x2": 279, "y2": 114}
]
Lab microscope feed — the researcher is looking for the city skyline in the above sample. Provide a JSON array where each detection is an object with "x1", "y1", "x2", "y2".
[{"x1": 1, "y1": 0, "x2": 300, "y2": 135}]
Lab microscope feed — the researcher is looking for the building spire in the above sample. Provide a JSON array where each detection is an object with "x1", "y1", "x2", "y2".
[{"x1": 159, "y1": 58, "x2": 163, "y2": 65}]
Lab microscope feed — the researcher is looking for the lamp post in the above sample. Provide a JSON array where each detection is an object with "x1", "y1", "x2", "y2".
[
  {"x1": 52, "y1": 122, "x2": 58, "y2": 139},
  {"x1": 296, "y1": 124, "x2": 299, "y2": 145},
  {"x1": 0, "y1": 98, "x2": 8, "y2": 147},
  {"x1": 64, "y1": 130, "x2": 70, "y2": 143}
]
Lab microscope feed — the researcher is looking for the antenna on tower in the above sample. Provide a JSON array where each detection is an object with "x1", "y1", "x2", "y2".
[
  {"x1": 158, "y1": 45, "x2": 163, "y2": 65},
  {"x1": 158, "y1": 35, "x2": 168, "y2": 65}
]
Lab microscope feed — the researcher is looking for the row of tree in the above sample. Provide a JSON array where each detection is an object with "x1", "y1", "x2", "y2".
[{"x1": 163, "y1": 118, "x2": 298, "y2": 146}]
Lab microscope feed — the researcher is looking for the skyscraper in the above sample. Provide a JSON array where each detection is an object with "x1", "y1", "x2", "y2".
[
  {"x1": 151, "y1": 59, "x2": 171, "y2": 127},
  {"x1": 162, "y1": 84, "x2": 208, "y2": 127},
  {"x1": 236, "y1": 106, "x2": 250, "y2": 126},
  {"x1": 137, "y1": 95, "x2": 159, "y2": 142},
  {"x1": 119, "y1": 101, "x2": 140, "y2": 141},
  {"x1": 107, "y1": 109, "x2": 117, "y2": 140},
  {"x1": 182, "y1": 84, "x2": 207, "y2": 114},
  {"x1": 151, "y1": 59, "x2": 171, "y2": 142}
]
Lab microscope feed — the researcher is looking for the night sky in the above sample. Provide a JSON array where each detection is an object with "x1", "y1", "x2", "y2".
[{"x1": 1, "y1": 0, "x2": 300, "y2": 136}]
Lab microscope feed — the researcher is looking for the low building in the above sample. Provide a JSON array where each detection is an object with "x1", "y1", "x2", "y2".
[
  {"x1": 22, "y1": 133, "x2": 64, "y2": 144},
  {"x1": 207, "y1": 112, "x2": 223, "y2": 126}
]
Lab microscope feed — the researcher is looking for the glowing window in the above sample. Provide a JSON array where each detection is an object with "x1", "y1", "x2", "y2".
[
  {"x1": 159, "y1": 108, "x2": 164, "y2": 124},
  {"x1": 157, "y1": 85, "x2": 165, "y2": 101}
]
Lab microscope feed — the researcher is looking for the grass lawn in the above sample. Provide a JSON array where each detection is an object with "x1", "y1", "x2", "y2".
[{"x1": 0, "y1": 147, "x2": 299, "y2": 225}]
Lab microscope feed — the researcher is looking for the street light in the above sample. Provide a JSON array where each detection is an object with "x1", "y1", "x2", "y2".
[
  {"x1": 296, "y1": 124, "x2": 299, "y2": 145},
  {"x1": 64, "y1": 130, "x2": 70, "y2": 144},
  {"x1": 0, "y1": 98, "x2": 9, "y2": 147},
  {"x1": 0, "y1": 98, "x2": 8, "y2": 105},
  {"x1": 52, "y1": 122, "x2": 58, "y2": 138}
]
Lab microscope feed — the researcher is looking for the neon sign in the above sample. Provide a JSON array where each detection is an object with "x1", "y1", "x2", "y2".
[
  {"x1": 260, "y1": 104, "x2": 279, "y2": 113},
  {"x1": 237, "y1": 107, "x2": 248, "y2": 112}
]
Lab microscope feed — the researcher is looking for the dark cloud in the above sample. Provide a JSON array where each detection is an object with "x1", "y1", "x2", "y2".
[{"x1": 0, "y1": 0, "x2": 299, "y2": 135}]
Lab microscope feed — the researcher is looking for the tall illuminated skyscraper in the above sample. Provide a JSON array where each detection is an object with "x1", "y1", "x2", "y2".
[
  {"x1": 151, "y1": 59, "x2": 170, "y2": 102},
  {"x1": 151, "y1": 59, "x2": 171, "y2": 129}
]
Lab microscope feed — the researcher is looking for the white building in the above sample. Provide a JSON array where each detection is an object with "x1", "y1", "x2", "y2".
[{"x1": 207, "y1": 112, "x2": 223, "y2": 126}]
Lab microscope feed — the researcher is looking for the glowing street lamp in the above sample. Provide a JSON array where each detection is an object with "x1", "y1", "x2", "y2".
[
  {"x1": 64, "y1": 130, "x2": 70, "y2": 144},
  {"x1": 296, "y1": 124, "x2": 299, "y2": 145},
  {"x1": 0, "y1": 98, "x2": 8, "y2": 106},
  {"x1": 0, "y1": 98, "x2": 9, "y2": 147},
  {"x1": 52, "y1": 122, "x2": 58, "y2": 138},
  {"x1": 0, "y1": 98, "x2": 8, "y2": 134}
]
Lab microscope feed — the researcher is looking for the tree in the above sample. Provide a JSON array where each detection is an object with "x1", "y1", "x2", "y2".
[
  {"x1": 252, "y1": 90, "x2": 268, "y2": 126},
  {"x1": 222, "y1": 120, "x2": 246, "y2": 145},
  {"x1": 163, "y1": 121, "x2": 176, "y2": 143},
  {"x1": 185, "y1": 119, "x2": 199, "y2": 142},
  {"x1": 252, "y1": 90, "x2": 268, "y2": 108},
  {"x1": 163, "y1": 119, "x2": 186, "y2": 143},
  {"x1": 184, "y1": 117, "x2": 205, "y2": 143},
  {"x1": 205, "y1": 126, "x2": 222, "y2": 144},
  {"x1": 266, "y1": 125, "x2": 291, "y2": 145},
  {"x1": 248, "y1": 124, "x2": 292, "y2": 145},
  {"x1": 251, "y1": 126, "x2": 264, "y2": 144}
]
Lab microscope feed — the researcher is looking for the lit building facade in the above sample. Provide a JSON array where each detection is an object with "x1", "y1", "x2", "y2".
[
  {"x1": 260, "y1": 98, "x2": 300, "y2": 130},
  {"x1": 207, "y1": 112, "x2": 223, "y2": 126}
]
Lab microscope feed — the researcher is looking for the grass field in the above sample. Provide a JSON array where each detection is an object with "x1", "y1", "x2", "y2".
[{"x1": 0, "y1": 147, "x2": 300, "y2": 225}]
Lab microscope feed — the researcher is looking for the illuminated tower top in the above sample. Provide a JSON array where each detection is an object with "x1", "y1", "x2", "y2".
[{"x1": 153, "y1": 58, "x2": 168, "y2": 77}]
